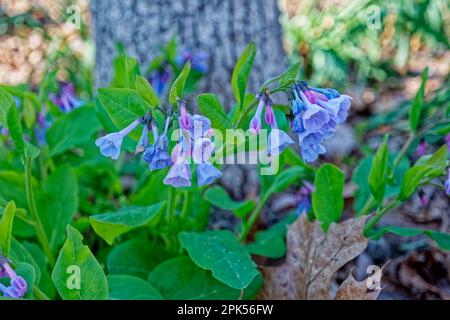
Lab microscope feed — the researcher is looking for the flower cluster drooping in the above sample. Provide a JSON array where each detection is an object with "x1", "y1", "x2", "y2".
[
  {"x1": 0, "y1": 256, "x2": 27, "y2": 299},
  {"x1": 95, "y1": 101, "x2": 222, "y2": 188},
  {"x1": 249, "y1": 92, "x2": 295, "y2": 156},
  {"x1": 290, "y1": 81, "x2": 351, "y2": 162}
]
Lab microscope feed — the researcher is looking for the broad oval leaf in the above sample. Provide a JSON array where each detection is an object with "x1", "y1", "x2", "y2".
[
  {"x1": 312, "y1": 164, "x2": 345, "y2": 231},
  {"x1": 169, "y1": 61, "x2": 191, "y2": 105},
  {"x1": 197, "y1": 93, "x2": 233, "y2": 136},
  {"x1": 148, "y1": 256, "x2": 262, "y2": 300},
  {"x1": 46, "y1": 106, "x2": 101, "y2": 156},
  {"x1": 0, "y1": 201, "x2": 16, "y2": 257},
  {"x1": 179, "y1": 230, "x2": 259, "y2": 289},
  {"x1": 108, "y1": 275, "x2": 163, "y2": 300},
  {"x1": 90, "y1": 202, "x2": 166, "y2": 245},
  {"x1": 232, "y1": 43, "x2": 256, "y2": 110},
  {"x1": 136, "y1": 75, "x2": 160, "y2": 108},
  {"x1": 368, "y1": 135, "x2": 389, "y2": 206},
  {"x1": 51, "y1": 226, "x2": 108, "y2": 300}
]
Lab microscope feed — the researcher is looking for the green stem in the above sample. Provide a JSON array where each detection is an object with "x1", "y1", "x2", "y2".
[
  {"x1": 24, "y1": 157, "x2": 55, "y2": 266},
  {"x1": 394, "y1": 133, "x2": 415, "y2": 167},
  {"x1": 235, "y1": 99, "x2": 258, "y2": 129},
  {"x1": 364, "y1": 199, "x2": 399, "y2": 235},
  {"x1": 239, "y1": 193, "x2": 269, "y2": 242},
  {"x1": 167, "y1": 188, "x2": 176, "y2": 235},
  {"x1": 32, "y1": 286, "x2": 50, "y2": 300},
  {"x1": 180, "y1": 191, "x2": 191, "y2": 227}
]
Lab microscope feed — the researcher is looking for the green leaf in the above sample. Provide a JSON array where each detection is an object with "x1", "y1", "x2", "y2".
[
  {"x1": 232, "y1": 43, "x2": 256, "y2": 110},
  {"x1": 312, "y1": 164, "x2": 345, "y2": 231},
  {"x1": 0, "y1": 88, "x2": 14, "y2": 127},
  {"x1": 204, "y1": 186, "x2": 254, "y2": 218},
  {"x1": 39, "y1": 165, "x2": 78, "y2": 251},
  {"x1": 409, "y1": 67, "x2": 428, "y2": 133},
  {"x1": 368, "y1": 135, "x2": 389, "y2": 206},
  {"x1": 0, "y1": 201, "x2": 15, "y2": 257},
  {"x1": 7, "y1": 101, "x2": 25, "y2": 160},
  {"x1": 135, "y1": 75, "x2": 160, "y2": 108},
  {"x1": 266, "y1": 166, "x2": 305, "y2": 197},
  {"x1": 107, "y1": 239, "x2": 174, "y2": 279},
  {"x1": 197, "y1": 93, "x2": 233, "y2": 136},
  {"x1": 46, "y1": 106, "x2": 101, "y2": 156},
  {"x1": 52, "y1": 225, "x2": 108, "y2": 300},
  {"x1": 246, "y1": 214, "x2": 296, "y2": 258},
  {"x1": 111, "y1": 55, "x2": 140, "y2": 89},
  {"x1": 169, "y1": 61, "x2": 191, "y2": 105},
  {"x1": 148, "y1": 256, "x2": 262, "y2": 300},
  {"x1": 370, "y1": 226, "x2": 450, "y2": 251},
  {"x1": 10, "y1": 239, "x2": 41, "y2": 283},
  {"x1": 108, "y1": 275, "x2": 163, "y2": 300},
  {"x1": 25, "y1": 142, "x2": 40, "y2": 160},
  {"x1": 22, "y1": 94, "x2": 37, "y2": 129},
  {"x1": 90, "y1": 202, "x2": 166, "y2": 245},
  {"x1": 399, "y1": 145, "x2": 447, "y2": 200},
  {"x1": 179, "y1": 230, "x2": 259, "y2": 289},
  {"x1": 98, "y1": 88, "x2": 148, "y2": 139},
  {"x1": 279, "y1": 62, "x2": 301, "y2": 88}
]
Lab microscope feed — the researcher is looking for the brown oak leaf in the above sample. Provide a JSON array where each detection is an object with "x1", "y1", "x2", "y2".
[
  {"x1": 335, "y1": 272, "x2": 382, "y2": 300},
  {"x1": 260, "y1": 215, "x2": 370, "y2": 300}
]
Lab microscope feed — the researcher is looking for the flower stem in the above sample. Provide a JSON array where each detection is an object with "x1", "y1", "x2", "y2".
[
  {"x1": 364, "y1": 199, "x2": 400, "y2": 235},
  {"x1": 24, "y1": 157, "x2": 55, "y2": 267},
  {"x1": 167, "y1": 188, "x2": 176, "y2": 236},
  {"x1": 235, "y1": 99, "x2": 258, "y2": 129},
  {"x1": 239, "y1": 193, "x2": 269, "y2": 242}
]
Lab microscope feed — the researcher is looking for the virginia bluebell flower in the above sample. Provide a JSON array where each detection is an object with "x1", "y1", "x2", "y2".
[
  {"x1": 197, "y1": 163, "x2": 222, "y2": 187},
  {"x1": 264, "y1": 97, "x2": 294, "y2": 156},
  {"x1": 295, "y1": 182, "x2": 314, "y2": 216},
  {"x1": 416, "y1": 139, "x2": 427, "y2": 157},
  {"x1": 290, "y1": 82, "x2": 351, "y2": 162},
  {"x1": 0, "y1": 256, "x2": 27, "y2": 299},
  {"x1": 49, "y1": 83, "x2": 83, "y2": 112},
  {"x1": 179, "y1": 101, "x2": 193, "y2": 131},
  {"x1": 35, "y1": 112, "x2": 51, "y2": 146},
  {"x1": 95, "y1": 118, "x2": 141, "y2": 160},
  {"x1": 164, "y1": 140, "x2": 191, "y2": 188},
  {"x1": 176, "y1": 49, "x2": 209, "y2": 73}
]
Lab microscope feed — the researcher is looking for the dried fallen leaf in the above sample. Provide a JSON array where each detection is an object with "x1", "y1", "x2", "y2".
[
  {"x1": 260, "y1": 215, "x2": 369, "y2": 300},
  {"x1": 335, "y1": 271, "x2": 382, "y2": 300}
]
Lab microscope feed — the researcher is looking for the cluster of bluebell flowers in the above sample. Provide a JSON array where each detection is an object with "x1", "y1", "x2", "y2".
[
  {"x1": 0, "y1": 256, "x2": 27, "y2": 299},
  {"x1": 95, "y1": 101, "x2": 222, "y2": 188},
  {"x1": 290, "y1": 81, "x2": 351, "y2": 162}
]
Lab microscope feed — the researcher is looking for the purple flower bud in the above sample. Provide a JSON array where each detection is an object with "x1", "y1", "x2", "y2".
[
  {"x1": 416, "y1": 140, "x2": 427, "y2": 157},
  {"x1": 149, "y1": 65, "x2": 171, "y2": 97},
  {"x1": 0, "y1": 257, "x2": 17, "y2": 279},
  {"x1": 144, "y1": 135, "x2": 172, "y2": 171},
  {"x1": 249, "y1": 96, "x2": 265, "y2": 134},
  {"x1": 50, "y1": 83, "x2": 83, "y2": 112},
  {"x1": 267, "y1": 129, "x2": 294, "y2": 156},
  {"x1": 1, "y1": 127, "x2": 8, "y2": 136},
  {"x1": 196, "y1": 163, "x2": 222, "y2": 186},
  {"x1": 95, "y1": 118, "x2": 141, "y2": 160},
  {"x1": 11, "y1": 276, "x2": 27, "y2": 297},
  {"x1": 179, "y1": 102, "x2": 192, "y2": 130},
  {"x1": 265, "y1": 104, "x2": 276, "y2": 127},
  {"x1": 445, "y1": 134, "x2": 450, "y2": 150},
  {"x1": 176, "y1": 49, "x2": 209, "y2": 73}
]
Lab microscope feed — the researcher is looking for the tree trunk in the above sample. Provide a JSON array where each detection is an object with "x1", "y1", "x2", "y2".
[{"x1": 90, "y1": 0, "x2": 286, "y2": 108}]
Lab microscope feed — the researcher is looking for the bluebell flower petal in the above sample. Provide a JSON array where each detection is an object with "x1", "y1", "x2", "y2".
[
  {"x1": 196, "y1": 163, "x2": 222, "y2": 186},
  {"x1": 163, "y1": 163, "x2": 192, "y2": 188},
  {"x1": 95, "y1": 132, "x2": 124, "y2": 160},
  {"x1": 267, "y1": 129, "x2": 294, "y2": 156},
  {"x1": 302, "y1": 104, "x2": 330, "y2": 131}
]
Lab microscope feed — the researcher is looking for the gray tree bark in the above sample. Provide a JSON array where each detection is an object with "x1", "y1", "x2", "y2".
[{"x1": 90, "y1": 0, "x2": 286, "y2": 108}]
